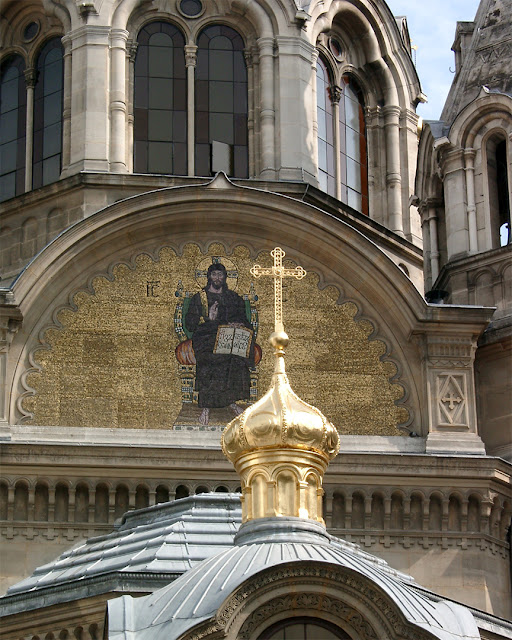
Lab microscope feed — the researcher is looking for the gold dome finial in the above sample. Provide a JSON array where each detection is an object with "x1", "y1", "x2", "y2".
[{"x1": 221, "y1": 249, "x2": 340, "y2": 524}]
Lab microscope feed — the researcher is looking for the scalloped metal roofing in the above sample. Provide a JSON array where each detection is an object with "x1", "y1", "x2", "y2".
[{"x1": 108, "y1": 522, "x2": 480, "y2": 640}]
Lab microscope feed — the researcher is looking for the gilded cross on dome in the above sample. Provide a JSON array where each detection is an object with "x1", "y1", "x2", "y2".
[{"x1": 250, "y1": 247, "x2": 306, "y2": 332}]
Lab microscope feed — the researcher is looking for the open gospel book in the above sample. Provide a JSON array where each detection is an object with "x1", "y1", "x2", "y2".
[{"x1": 214, "y1": 325, "x2": 253, "y2": 358}]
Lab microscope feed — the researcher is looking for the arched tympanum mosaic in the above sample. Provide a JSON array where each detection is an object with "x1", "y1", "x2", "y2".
[{"x1": 21, "y1": 243, "x2": 409, "y2": 434}]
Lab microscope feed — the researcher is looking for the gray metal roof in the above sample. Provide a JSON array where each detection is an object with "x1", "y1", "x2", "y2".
[
  {"x1": 108, "y1": 518, "x2": 481, "y2": 640},
  {"x1": 0, "y1": 494, "x2": 242, "y2": 615}
]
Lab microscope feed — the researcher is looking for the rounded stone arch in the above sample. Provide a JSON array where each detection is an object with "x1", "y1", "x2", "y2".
[
  {"x1": 448, "y1": 92, "x2": 512, "y2": 151},
  {"x1": 7, "y1": 176, "x2": 426, "y2": 429},
  {"x1": 416, "y1": 125, "x2": 445, "y2": 203},
  {"x1": 126, "y1": 9, "x2": 190, "y2": 45},
  {"x1": 0, "y1": 0, "x2": 68, "y2": 55},
  {"x1": 309, "y1": 0, "x2": 421, "y2": 109},
  {"x1": 119, "y1": 0, "x2": 275, "y2": 40},
  {"x1": 198, "y1": 562, "x2": 443, "y2": 640},
  {"x1": 0, "y1": 46, "x2": 29, "y2": 70},
  {"x1": 467, "y1": 264, "x2": 498, "y2": 307}
]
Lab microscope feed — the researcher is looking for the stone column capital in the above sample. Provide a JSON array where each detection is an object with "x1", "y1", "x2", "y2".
[
  {"x1": 0, "y1": 304, "x2": 23, "y2": 350},
  {"x1": 243, "y1": 49, "x2": 253, "y2": 67},
  {"x1": 23, "y1": 67, "x2": 38, "y2": 88},
  {"x1": 257, "y1": 36, "x2": 275, "y2": 57},
  {"x1": 463, "y1": 148, "x2": 476, "y2": 165},
  {"x1": 328, "y1": 85, "x2": 342, "y2": 104},
  {"x1": 126, "y1": 40, "x2": 138, "y2": 62},
  {"x1": 109, "y1": 28, "x2": 129, "y2": 47},
  {"x1": 382, "y1": 104, "x2": 401, "y2": 122},
  {"x1": 185, "y1": 44, "x2": 198, "y2": 67}
]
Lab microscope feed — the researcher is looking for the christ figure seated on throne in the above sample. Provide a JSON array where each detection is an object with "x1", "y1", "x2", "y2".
[{"x1": 174, "y1": 260, "x2": 261, "y2": 427}]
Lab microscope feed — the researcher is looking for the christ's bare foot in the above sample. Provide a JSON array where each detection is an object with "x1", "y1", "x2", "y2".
[
  {"x1": 199, "y1": 408, "x2": 209, "y2": 425},
  {"x1": 230, "y1": 403, "x2": 243, "y2": 416}
]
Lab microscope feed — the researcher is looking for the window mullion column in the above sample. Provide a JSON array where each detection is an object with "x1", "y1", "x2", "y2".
[
  {"x1": 329, "y1": 85, "x2": 342, "y2": 201},
  {"x1": 23, "y1": 68, "x2": 37, "y2": 192},
  {"x1": 244, "y1": 50, "x2": 254, "y2": 177},
  {"x1": 61, "y1": 35, "x2": 72, "y2": 175},
  {"x1": 126, "y1": 41, "x2": 138, "y2": 173},
  {"x1": 185, "y1": 44, "x2": 197, "y2": 177},
  {"x1": 464, "y1": 148, "x2": 478, "y2": 252}
]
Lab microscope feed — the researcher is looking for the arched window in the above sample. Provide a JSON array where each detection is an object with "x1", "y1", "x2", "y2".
[
  {"x1": 496, "y1": 140, "x2": 511, "y2": 246},
  {"x1": 315, "y1": 58, "x2": 368, "y2": 215},
  {"x1": 32, "y1": 38, "x2": 64, "y2": 190},
  {"x1": 0, "y1": 55, "x2": 26, "y2": 202},
  {"x1": 134, "y1": 22, "x2": 187, "y2": 175},
  {"x1": 339, "y1": 76, "x2": 368, "y2": 215},
  {"x1": 316, "y1": 58, "x2": 335, "y2": 196},
  {"x1": 259, "y1": 617, "x2": 352, "y2": 639},
  {"x1": 195, "y1": 25, "x2": 248, "y2": 177},
  {"x1": 496, "y1": 139, "x2": 510, "y2": 246},
  {"x1": 486, "y1": 134, "x2": 511, "y2": 247}
]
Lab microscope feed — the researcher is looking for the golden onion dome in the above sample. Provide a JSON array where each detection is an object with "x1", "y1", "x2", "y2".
[{"x1": 221, "y1": 331, "x2": 340, "y2": 523}]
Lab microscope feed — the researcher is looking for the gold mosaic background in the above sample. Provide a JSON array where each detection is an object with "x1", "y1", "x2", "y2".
[{"x1": 23, "y1": 244, "x2": 409, "y2": 434}]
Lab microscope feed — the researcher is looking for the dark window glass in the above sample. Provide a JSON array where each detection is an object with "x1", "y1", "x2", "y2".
[
  {"x1": 316, "y1": 58, "x2": 335, "y2": 196},
  {"x1": 195, "y1": 25, "x2": 248, "y2": 177},
  {"x1": 180, "y1": 0, "x2": 202, "y2": 16},
  {"x1": 0, "y1": 56, "x2": 26, "y2": 202},
  {"x1": 339, "y1": 76, "x2": 368, "y2": 215},
  {"x1": 23, "y1": 21, "x2": 40, "y2": 42},
  {"x1": 496, "y1": 140, "x2": 510, "y2": 246},
  {"x1": 134, "y1": 22, "x2": 186, "y2": 175},
  {"x1": 259, "y1": 617, "x2": 352, "y2": 639},
  {"x1": 33, "y1": 38, "x2": 64, "y2": 190}
]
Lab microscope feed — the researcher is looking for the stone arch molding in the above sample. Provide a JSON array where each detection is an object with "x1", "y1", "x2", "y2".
[
  {"x1": 178, "y1": 563, "x2": 446, "y2": 640},
  {"x1": 8, "y1": 175, "x2": 425, "y2": 428}
]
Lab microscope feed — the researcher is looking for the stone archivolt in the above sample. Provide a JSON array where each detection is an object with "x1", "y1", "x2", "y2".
[
  {"x1": 17, "y1": 243, "x2": 409, "y2": 436},
  {"x1": 180, "y1": 563, "x2": 441, "y2": 640}
]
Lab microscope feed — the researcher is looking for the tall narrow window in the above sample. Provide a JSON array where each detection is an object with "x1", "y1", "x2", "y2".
[
  {"x1": 316, "y1": 58, "x2": 335, "y2": 196},
  {"x1": 339, "y1": 76, "x2": 368, "y2": 215},
  {"x1": 32, "y1": 38, "x2": 63, "y2": 190},
  {"x1": 487, "y1": 135, "x2": 511, "y2": 247},
  {"x1": 315, "y1": 60, "x2": 368, "y2": 215},
  {"x1": 134, "y1": 22, "x2": 187, "y2": 175},
  {"x1": 496, "y1": 140, "x2": 510, "y2": 246},
  {"x1": 0, "y1": 56, "x2": 26, "y2": 202},
  {"x1": 195, "y1": 25, "x2": 248, "y2": 177}
]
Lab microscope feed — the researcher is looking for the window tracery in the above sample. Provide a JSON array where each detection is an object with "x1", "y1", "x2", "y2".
[
  {"x1": 133, "y1": 21, "x2": 248, "y2": 178},
  {"x1": 0, "y1": 36, "x2": 63, "y2": 202}
]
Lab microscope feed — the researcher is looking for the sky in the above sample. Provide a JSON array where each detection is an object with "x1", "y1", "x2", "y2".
[{"x1": 386, "y1": 0, "x2": 481, "y2": 121}]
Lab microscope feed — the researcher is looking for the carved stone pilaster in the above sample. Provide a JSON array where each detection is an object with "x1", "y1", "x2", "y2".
[
  {"x1": 0, "y1": 297, "x2": 23, "y2": 433},
  {"x1": 419, "y1": 332, "x2": 485, "y2": 454}
]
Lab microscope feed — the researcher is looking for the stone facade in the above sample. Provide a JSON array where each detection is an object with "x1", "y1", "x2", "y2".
[
  {"x1": 0, "y1": 0, "x2": 510, "y2": 635},
  {"x1": 416, "y1": 0, "x2": 512, "y2": 462}
]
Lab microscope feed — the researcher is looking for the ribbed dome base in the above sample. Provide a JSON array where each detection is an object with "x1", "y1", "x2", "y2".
[{"x1": 234, "y1": 516, "x2": 331, "y2": 546}]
